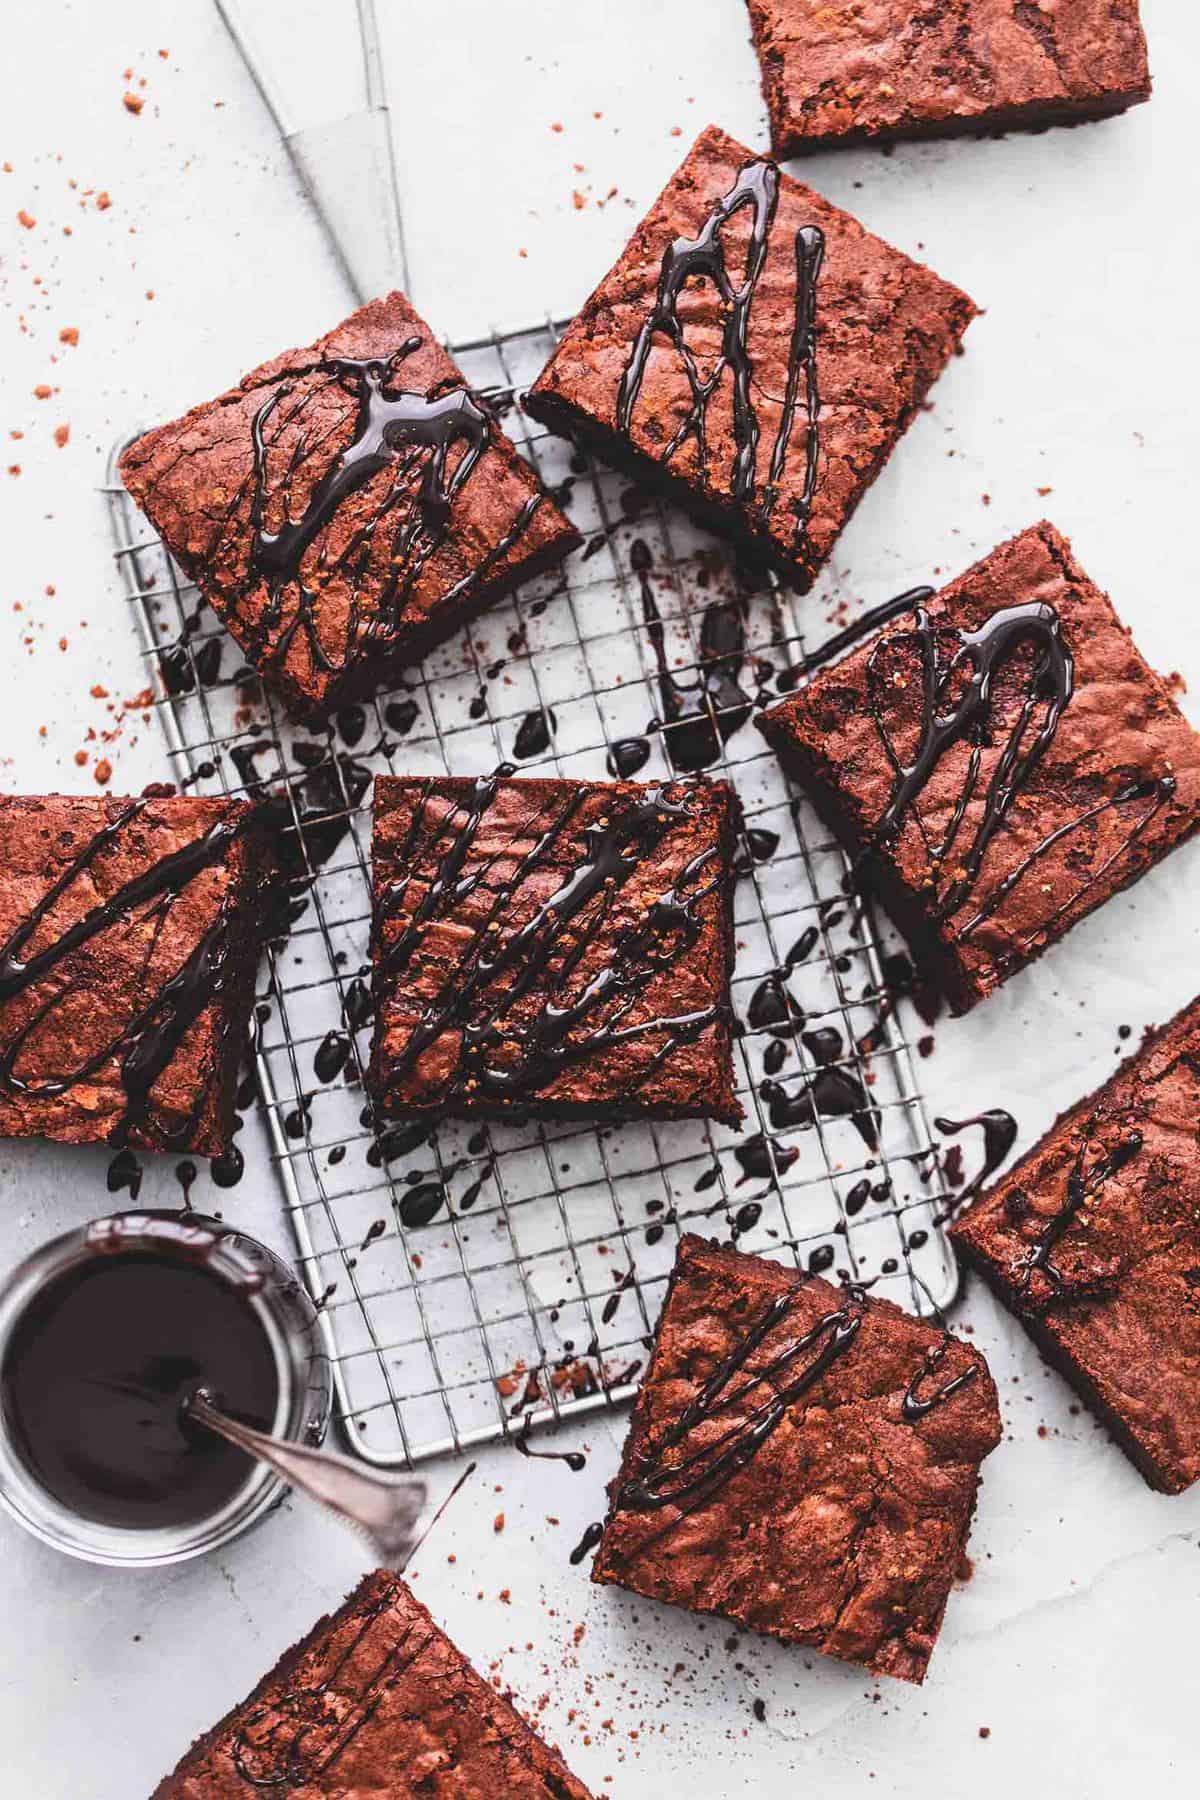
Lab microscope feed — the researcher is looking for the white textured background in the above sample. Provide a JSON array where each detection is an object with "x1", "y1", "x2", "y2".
[{"x1": 1, "y1": 2, "x2": 1198, "y2": 1794}]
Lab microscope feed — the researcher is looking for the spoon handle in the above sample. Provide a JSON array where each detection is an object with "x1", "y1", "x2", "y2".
[{"x1": 187, "y1": 1388, "x2": 426, "y2": 1566}]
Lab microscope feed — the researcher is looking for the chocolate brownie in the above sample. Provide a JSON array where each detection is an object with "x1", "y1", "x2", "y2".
[
  {"x1": 953, "y1": 996, "x2": 1200, "y2": 1495},
  {"x1": 120, "y1": 292, "x2": 580, "y2": 721},
  {"x1": 756, "y1": 523, "x2": 1200, "y2": 1015},
  {"x1": 525, "y1": 125, "x2": 976, "y2": 592},
  {"x1": 747, "y1": 0, "x2": 1151, "y2": 156},
  {"x1": 592, "y1": 1235, "x2": 1001, "y2": 1683},
  {"x1": 151, "y1": 1569, "x2": 597, "y2": 1798},
  {"x1": 368, "y1": 773, "x2": 741, "y2": 1125},
  {"x1": 0, "y1": 790, "x2": 277, "y2": 1158}
]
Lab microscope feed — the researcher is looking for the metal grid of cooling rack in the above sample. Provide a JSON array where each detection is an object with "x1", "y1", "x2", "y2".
[{"x1": 104, "y1": 316, "x2": 961, "y2": 1469}]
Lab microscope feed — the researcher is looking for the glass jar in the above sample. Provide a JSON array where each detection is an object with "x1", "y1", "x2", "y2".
[{"x1": 0, "y1": 1209, "x2": 331, "y2": 1567}]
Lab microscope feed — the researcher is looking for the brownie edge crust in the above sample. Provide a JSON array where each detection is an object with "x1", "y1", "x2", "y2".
[
  {"x1": 953, "y1": 995, "x2": 1200, "y2": 1495},
  {"x1": 593, "y1": 1235, "x2": 1001, "y2": 1683},
  {"x1": 151, "y1": 1570, "x2": 597, "y2": 1798},
  {"x1": 747, "y1": 0, "x2": 1152, "y2": 157}
]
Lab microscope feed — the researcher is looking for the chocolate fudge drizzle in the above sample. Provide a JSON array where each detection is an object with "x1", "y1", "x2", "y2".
[
  {"x1": 617, "y1": 158, "x2": 824, "y2": 534},
  {"x1": 616, "y1": 1290, "x2": 861, "y2": 1511},
  {"x1": 901, "y1": 1341, "x2": 978, "y2": 1422},
  {"x1": 233, "y1": 337, "x2": 542, "y2": 675},
  {"x1": 0, "y1": 798, "x2": 256, "y2": 1147},
  {"x1": 866, "y1": 601, "x2": 1075, "y2": 918},
  {"x1": 232, "y1": 1593, "x2": 434, "y2": 1787},
  {"x1": 376, "y1": 775, "x2": 725, "y2": 1106},
  {"x1": 1020, "y1": 1131, "x2": 1143, "y2": 1289}
]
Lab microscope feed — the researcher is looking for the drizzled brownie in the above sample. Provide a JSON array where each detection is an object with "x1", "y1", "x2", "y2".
[
  {"x1": 151, "y1": 1569, "x2": 596, "y2": 1798},
  {"x1": 526, "y1": 125, "x2": 976, "y2": 591},
  {"x1": 0, "y1": 791, "x2": 277, "y2": 1158},
  {"x1": 953, "y1": 995, "x2": 1200, "y2": 1495},
  {"x1": 747, "y1": 0, "x2": 1152, "y2": 157},
  {"x1": 368, "y1": 773, "x2": 742, "y2": 1125},
  {"x1": 592, "y1": 1235, "x2": 1001, "y2": 1683},
  {"x1": 119, "y1": 291, "x2": 580, "y2": 721},
  {"x1": 756, "y1": 523, "x2": 1200, "y2": 1014}
]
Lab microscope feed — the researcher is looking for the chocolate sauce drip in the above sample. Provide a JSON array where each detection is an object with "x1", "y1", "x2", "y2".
[
  {"x1": 514, "y1": 1419, "x2": 586, "y2": 1473},
  {"x1": 616, "y1": 1291, "x2": 860, "y2": 1512},
  {"x1": 210, "y1": 1144, "x2": 245, "y2": 1189},
  {"x1": 342, "y1": 978, "x2": 373, "y2": 1030},
  {"x1": 513, "y1": 707, "x2": 555, "y2": 760},
  {"x1": 632, "y1": 541, "x2": 752, "y2": 773},
  {"x1": 569, "y1": 1520, "x2": 605, "y2": 1565},
  {"x1": 776, "y1": 587, "x2": 933, "y2": 693},
  {"x1": 901, "y1": 1342, "x2": 978, "y2": 1422},
  {"x1": 746, "y1": 974, "x2": 804, "y2": 1036},
  {"x1": 608, "y1": 737, "x2": 652, "y2": 779},
  {"x1": 397, "y1": 1180, "x2": 446, "y2": 1229},
  {"x1": 336, "y1": 705, "x2": 367, "y2": 747},
  {"x1": 735, "y1": 1134, "x2": 798, "y2": 1181},
  {"x1": 762, "y1": 1039, "x2": 787, "y2": 1075},
  {"x1": 313, "y1": 1029, "x2": 351, "y2": 1084},
  {"x1": 761, "y1": 1063, "x2": 880, "y2": 1150},
  {"x1": 733, "y1": 827, "x2": 780, "y2": 875},
  {"x1": 293, "y1": 755, "x2": 372, "y2": 867},
  {"x1": 935, "y1": 1109, "x2": 1019, "y2": 1215},
  {"x1": 377, "y1": 776, "x2": 724, "y2": 1105},
  {"x1": 1022, "y1": 1131, "x2": 1143, "y2": 1288},
  {"x1": 617, "y1": 159, "x2": 823, "y2": 535},
  {"x1": 384, "y1": 697, "x2": 420, "y2": 736},
  {"x1": 844, "y1": 1177, "x2": 871, "y2": 1217},
  {"x1": 106, "y1": 1149, "x2": 143, "y2": 1200},
  {"x1": 0, "y1": 799, "x2": 255, "y2": 1146},
  {"x1": 732, "y1": 1201, "x2": 762, "y2": 1236},
  {"x1": 196, "y1": 638, "x2": 223, "y2": 687},
  {"x1": 865, "y1": 601, "x2": 1075, "y2": 918}
]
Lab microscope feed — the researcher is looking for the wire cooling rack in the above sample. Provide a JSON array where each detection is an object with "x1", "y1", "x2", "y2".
[{"x1": 104, "y1": 317, "x2": 961, "y2": 1468}]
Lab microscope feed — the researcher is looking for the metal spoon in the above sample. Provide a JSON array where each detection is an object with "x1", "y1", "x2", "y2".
[{"x1": 184, "y1": 1386, "x2": 426, "y2": 1567}]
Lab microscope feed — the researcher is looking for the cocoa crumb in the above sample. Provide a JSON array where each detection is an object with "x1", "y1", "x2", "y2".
[
  {"x1": 123, "y1": 92, "x2": 144, "y2": 115},
  {"x1": 59, "y1": 326, "x2": 79, "y2": 345},
  {"x1": 17, "y1": 209, "x2": 35, "y2": 229},
  {"x1": 93, "y1": 759, "x2": 113, "y2": 785},
  {"x1": 53, "y1": 424, "x2": 70, "y2": 448},
  {"x1": 33, "y1": 385, "x2": 51, "y2": 400},
  {"x1": 493, "y1": 1512, "x2": 505, "y2": 1533}
]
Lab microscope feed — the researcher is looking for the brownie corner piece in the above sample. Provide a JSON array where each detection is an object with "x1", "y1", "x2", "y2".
[
  {"x1": 525, "y1": 123, "x2": 975, "y2": 592},
  {"x1": 747, "y1": 0, "x2": 1152, "y2": 157},
  {"x1": 118, "y1": 289, "x2": 580, "y2": 721},
  {"x1": 952, "y1": 994, "x2": 1200, "y2": 1496},
  {"x1": 592, "y1": 1234, "x2": 1001, "y2": 1682},
  {"x1": 756, "y1": 521, "x2": 1200, "y2": 1014},
  {"x1": 151, "y1": 1569, "x2": 597, "y2": 1799},
  {"x1": 0, "y1": 789, "x2": 276, "y2": 1159},
  {"x1": 368, "y1": 773, "x2": 741, "y2": 1125}
]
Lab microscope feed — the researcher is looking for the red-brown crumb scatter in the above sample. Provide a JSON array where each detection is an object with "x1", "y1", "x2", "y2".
[
  {"x1": 96, "y1": 191, "x2": 111, "y2": 210},
  {"x1": 573, "y1": 190, "x2": 586, "y2": 209},
  {"x1": 53, "y1": 424, "x2": 70, "y2": 448},
  {"x1": 59, "y1": 326, "x2": 79, "y2": 345},
  {"x1": 17, "y1": 209, "x2": 36, "y2": 228},
  {"x1": 123, "y1": 92, "x2": 145, "y2": 115},
  {"x1": 551, "y1": 121, "x2": 563, "y2": 132},
  {"x1": 979, "y1": 1727, "x2": 992, "y2": 1739},
  {"x1": 93, "y1": 759, "x2": 112, "y2": 785},
  {"x1": 33, "y1": 385, "x2": 52, "y2": 400},
  {"x1": 494, "y1": 1512, "x2": 506, "y2": 1533}
]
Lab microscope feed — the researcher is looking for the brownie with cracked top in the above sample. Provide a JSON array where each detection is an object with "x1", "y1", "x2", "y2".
[
  {"x1": 953, "y1": 995, "x2": 1200, "y2": 1495},
  {"x1": 592, "y1": 1234, "x2": 1001, "y2": 1683},
  {"x1": 0, "y1": 791, "x2": 277, "y2": 1159},
  {"x1": 746, "y1": 0, "x2": 1151, "y2": 156},
  {"x1": 151, "y1": 1570, "x2": 597, "y2": 1798},
  {"x1": 368, "y1": 773, "x2": 742, "y2": 1125},
  {"x1": 756, "y1": 523, "x2": 1200, "y2": 1015},
  {"x1": 525, "y1": 125, "x2": 976, "y2": 592},
  {"x1": 119, "y1": 291, "x2": 580, "y2": 721}
]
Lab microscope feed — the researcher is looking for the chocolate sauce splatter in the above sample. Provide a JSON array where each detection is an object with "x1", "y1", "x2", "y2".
[
  {"x1": 210, "y1": 1144, "x2": 245, "y2": 1189},
  {"x1": 384, "y1": 697, "x2": 420, "y2": 736},
  {"x1": 313, "y1": 1029, "x2": 351, "y2": 1084},
  {"x1": 106, "y1": 1149, "x2": 143, "y2": 1200},
  {"x1": 569, "y1": 1520, "x2": 604, "y2": 1565},
  {"x1": 512, "y1": 707, "x2": 555, "y2": 760},
  {"x1": 934, "y1": 1109, "x2": 1018, "y2": 1216},
  {"x1": 631, "y1": 541, "x2": 752, "y2": 773},
  {"x1": 607, "y1": 737, "x2": 652, "y2": 779},
  {"x1": 342, "y1": 978, "x2": 373, "y2": 1031},
  {"x1": 397, "y1": 1181, "x2": 446, "y2": 1229},
  {"x1": 515, "y1": 1419, "x2": 586, "y2": 1473},
  {"x1": 735, "y1": 1134, "x2": 799, "y2": 1182}
]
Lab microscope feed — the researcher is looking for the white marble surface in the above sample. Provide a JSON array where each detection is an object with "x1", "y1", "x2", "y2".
[{"x1": 1, "y1": 2, "x2": 1199, "y2": 1794}]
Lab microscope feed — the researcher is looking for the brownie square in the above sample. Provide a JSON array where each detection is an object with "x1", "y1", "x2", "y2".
[
  {"x1": 756, "y1": 522, "x2": 1200, "y2": 1015},
  {"x1": 119, "y1": 291, "x2": 580, "y2": 722},
  {"x1": 953, "y1": 995, "x2": 1200, "y2": 1495},
  {"x1": 151, "y1": 1570, "x2": 596, "y2": 1798},
  {"x1": 368, "y1": 774, "x2": 741, "y2": 1125},
  {"x1": 592, "y1": 1235, "x2": 1001, "y2": 1682},
  {"x1": 525, "y1": 124, "x2": 976, "y2": 591},
  {"x1": 0, "y1": 791, "x2": 277, "y2": 1158},
  {"x1": 747, "y1": 0, "x2": 1151, "y2": 157}
]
